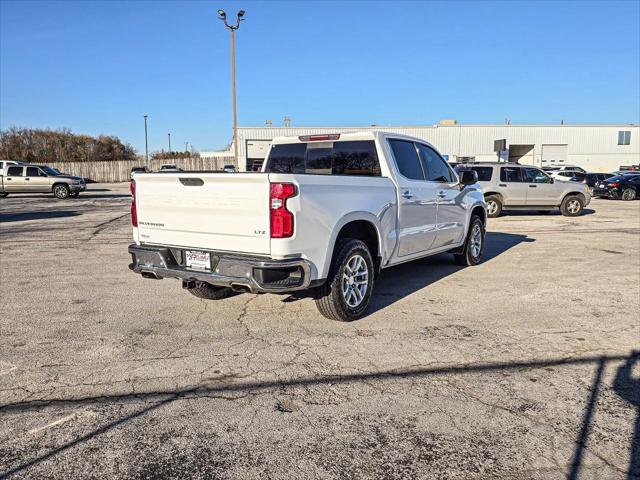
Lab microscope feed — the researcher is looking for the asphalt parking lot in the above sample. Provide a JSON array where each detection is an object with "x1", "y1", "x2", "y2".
[{"x1": 0, "y1": 184, "x2": 638, "y2": 480}]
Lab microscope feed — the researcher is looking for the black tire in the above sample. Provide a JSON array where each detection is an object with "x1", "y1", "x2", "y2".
[
  {"x1": 314, "y1": 238, "x2": 374, "y2": 322},
  {"x1": 621, "y1": 188, "x2": 636, "y2": 201},
  {"x1": 454, "y1": 215, "x2": 485, "y2": 266},
  {"x1": 53, "y1": 184, "x2": 70, "y2": 199},
  {"x1": 188, "y1": 282, "x2": 233, "y2": 300},
  {"x1": 485, "y1": 195, "x2": 502, "y2": 218},
  {"x1": 560, "y1": 195, "x2": 584, "y2": 216}
]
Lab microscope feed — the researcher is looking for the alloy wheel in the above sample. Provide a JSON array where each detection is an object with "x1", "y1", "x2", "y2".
[
  {"x1": 341, "y1": 254, "x2": 369, "y2": 308},
  {"x1": 567, "y1": 199, "x2": 581, "y2": 214},
  {"x1": 470, "y1": 223, "x2": 482, "y2": 258}
]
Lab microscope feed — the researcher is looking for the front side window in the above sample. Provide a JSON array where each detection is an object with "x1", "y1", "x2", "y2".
[
  {"x1": 388, "y1": 139, "x2": 423, "y2": 180},
  {"x1": 618, "y1": 131, "x2": 631, "y2": 145},
  {"x1": 417, "y1": 144, "x2": 453, "y2": 182},
  {"x1": 26, "y1": 167, "x2": 41, "y2": 177},
  {"x1": 523, "y1": 168, "x2": 551, "y2": 183},
  {"x1": 6, "y1": 166, "x2": 23, "y2": 176},
  {"x1": 500, "y1": 167, "x2": 522, "y2": 183}
]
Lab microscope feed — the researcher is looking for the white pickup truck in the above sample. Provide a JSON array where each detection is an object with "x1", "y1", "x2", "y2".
[{"x1": 128, "y1": 131, "x2": 487, "y2": 321}]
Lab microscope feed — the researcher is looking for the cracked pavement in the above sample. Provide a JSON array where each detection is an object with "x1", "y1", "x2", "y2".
[{"x1": 0, "y1": 184, "x2": 639, "y2": 479}]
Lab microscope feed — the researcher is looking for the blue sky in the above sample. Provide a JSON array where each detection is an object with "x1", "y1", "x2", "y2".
[{"x1": 1, "y1": 0, "x2": 639, "y2": 153}]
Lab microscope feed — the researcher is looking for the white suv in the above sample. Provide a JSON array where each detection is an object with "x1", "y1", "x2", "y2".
[{"x1": 457, "y1": 163, "x2": 590, "y2": 217}]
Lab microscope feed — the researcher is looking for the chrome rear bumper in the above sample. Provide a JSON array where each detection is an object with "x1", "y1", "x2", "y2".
[{"x1": 128, "y1": 244, "x2": 311, "y2": 293}]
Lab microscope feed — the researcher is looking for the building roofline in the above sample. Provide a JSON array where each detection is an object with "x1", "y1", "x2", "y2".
[{"x1": 239, "y1": 123, "x2": 639, "y2": 129}]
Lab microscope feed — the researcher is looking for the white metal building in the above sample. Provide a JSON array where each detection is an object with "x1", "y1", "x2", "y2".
[{"x1": 231, "y1": 123, "x2": 639, "y2": 173}]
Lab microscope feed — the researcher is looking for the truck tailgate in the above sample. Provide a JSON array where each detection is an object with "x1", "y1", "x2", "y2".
[{"x1": 135, "y1": 173, "x2": 271, "y2": 255}]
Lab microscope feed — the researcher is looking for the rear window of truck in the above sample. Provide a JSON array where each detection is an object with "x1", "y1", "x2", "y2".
[{"x1": 265, "y1": 141, "x2": 381, "y2": 176}]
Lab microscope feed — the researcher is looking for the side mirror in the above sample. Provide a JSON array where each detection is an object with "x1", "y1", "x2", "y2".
[
  {"x1": 549, "y1": 178, "x2": 554, "y2": 184},
  {"x1": 459, "y1": 169, "x2": 478, "y2": 186}
]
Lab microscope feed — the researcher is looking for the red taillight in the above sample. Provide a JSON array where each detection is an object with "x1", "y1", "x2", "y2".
[
  {"x1": 298, "y1": 134, "x2": 340, "y2": 142},
  {"x1": 270, "y1": 183, "x2": 296, "y2": 238},
  {"x1": 608, "y1": 182, "x2": 620, "y2": 187},
  {"x1": 130, "y1": 180, "x2": 138, "y2": 227}
]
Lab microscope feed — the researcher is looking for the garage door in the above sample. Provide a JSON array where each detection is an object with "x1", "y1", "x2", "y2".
[
  {"x1": 246, "y1": 140, "x2": 272, "y2": 160},
  {"x1": 541, "y1": 144, "x2": 568, "y2": 165}
]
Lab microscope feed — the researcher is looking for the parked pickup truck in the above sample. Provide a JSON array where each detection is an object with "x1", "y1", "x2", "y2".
[
  {"x1": 128, "y1": 132, "x2": 487, "y2": 321},
  {"x1": 0, "y1": 164, "x2": 86, "y2": 198}
]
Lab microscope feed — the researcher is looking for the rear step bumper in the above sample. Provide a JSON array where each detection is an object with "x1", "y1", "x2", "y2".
[{"x1": 128, "y1": 244, "x2": 311, "y2": 293}]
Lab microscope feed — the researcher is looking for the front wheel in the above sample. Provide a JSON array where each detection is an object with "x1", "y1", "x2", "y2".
[
  {"x1": 53, "y1": 184, "x2": 70, "y2": 199},
  {"x1": 314, "y1": 239, "x2": 374, "y2": 322},
  {"x1": 560, "y1": 195, "x2": 584, "y2": 216},
  {"x1": 485, "y1": 195, "x2": 502, "y2": 218},
  {"x1": 454, "y1": 215, "x2": 485, "y2": 266},
  {"x1": 622, "y1": 188, "x2": 636, "y2": 201}
]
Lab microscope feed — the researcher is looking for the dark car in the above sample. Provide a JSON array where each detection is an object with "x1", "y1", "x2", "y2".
[
  {"x1": 569, "y1": 172, "x2": 614, "y2": 193},
  {"x1": 592, "y1": 174, "x2": 640, "y2": 201}
]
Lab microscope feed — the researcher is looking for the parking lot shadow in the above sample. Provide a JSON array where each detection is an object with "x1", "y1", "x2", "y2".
[
  {"x1": 0, "y1": 352, "x2": 634, "y2": 479},
  {"x1": 613, "y1": 350, "x2": 640, "y2": 479},
  {"x1": 0, "y1": 210, "x2": 81, "y2": 223},
  {"x1": 368, "y1": 232, "x2": 533, "y2": 315}
]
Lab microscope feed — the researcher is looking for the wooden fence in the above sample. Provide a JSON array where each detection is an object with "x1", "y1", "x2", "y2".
[{"x1": 46, "y1": 157, "x2": 236, "y2": 183}]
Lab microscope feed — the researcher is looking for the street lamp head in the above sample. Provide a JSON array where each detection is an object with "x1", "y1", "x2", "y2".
[
  {"x1": 237, "y1": 10, "x2": 245, "y2": 18},
  {"x1": 217, "y1": 9, "x2": 226, "y2": 18}
]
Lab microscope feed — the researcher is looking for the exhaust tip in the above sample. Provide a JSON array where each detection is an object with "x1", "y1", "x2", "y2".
[
  {"x1": 231, "y1": 283, "x2": 252, "y2": 293},
  {"x1": 141, "y1": 270, "x2": 161, "y2": 280}
]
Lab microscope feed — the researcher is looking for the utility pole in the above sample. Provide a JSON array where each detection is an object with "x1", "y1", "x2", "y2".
[
  {"x1": 218, "y1": 9, "x2": 245, "y2": 168},
  {"x1": 185, "y1": 142, "x2": 189, "y2": 152},
  {"x1": 168, "y1": 133, "x2": 171, "y2": 153},
  {"x1": 144, "y1": 115, "x2": 149, "y2": 164}
]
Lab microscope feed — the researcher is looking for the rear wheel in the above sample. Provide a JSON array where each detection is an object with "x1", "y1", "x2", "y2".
[
  {"x1": 187, "y1": 282, "x2": 233, "y2": 300},
  {"x1": 485, "y1": 195, "x2": 502, "y2": 218},
  {"x1": 622, "y1": 188, "x2": 636, "y2": 201},
  {"x1": 314, "y1": 239, "x2": 374, "y2": 322},
  {"x1": 560, "y1": 195, "x2": 584, "y2": 216},
  {"x1": 53, "y1": 184, "x2": 70, "y2": 199},
  {"x1": 454, "y1": 215, "x2": 485, "y2": 266}
]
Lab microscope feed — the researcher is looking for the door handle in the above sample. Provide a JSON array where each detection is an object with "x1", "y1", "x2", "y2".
[
  {"x1": 437, "y1": 191, "x2": 447, "y2": 198},
  {"x1": 25, "y1": 178, "x2": 30, "y2": 181},
  {"x1": 401, "y1": 190, "x2": 414, "y2": 199},
  {"x1": 529, "y1": 185, "x2": 537, "y2": 188},
  {"x1": 498, "y1": 184, "x2": 507, "y2": 187}
]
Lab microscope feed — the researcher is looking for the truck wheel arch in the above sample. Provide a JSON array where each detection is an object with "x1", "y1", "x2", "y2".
[{"x1": 321, "y1": 213, "x2": 384, "y2": 280}]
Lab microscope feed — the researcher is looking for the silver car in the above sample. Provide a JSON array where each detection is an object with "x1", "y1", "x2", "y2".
[{"x1": 457, "y1": 163, "x2": 590, "y2": 217}]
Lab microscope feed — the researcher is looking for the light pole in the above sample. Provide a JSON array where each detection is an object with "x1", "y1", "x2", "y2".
[
  {"x1": 168, "y1": 133, "x2": 171, "y2": 154},
  {"x1": 185, "y1": 142, "x2": 189, "y2": 153},
  {"x1": 217, "y1": 8, "x2": 244, "y2": 167},
  {"x1": 143, "y1": 115, "x2": 149, "y2": 164}
]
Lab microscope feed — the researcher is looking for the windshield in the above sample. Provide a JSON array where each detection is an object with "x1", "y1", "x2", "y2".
[{"x1": 41, "y1": 166, "x2": 60, "y2": 176}]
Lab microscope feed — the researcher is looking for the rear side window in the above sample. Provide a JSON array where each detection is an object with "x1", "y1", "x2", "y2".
[
  {"x1": 389, "y1": 139, "x2": 423, "y2": 180},
  {"x1": 500, "y1": 167, "x2": 522, "y2": 182},
  {"x1": 265, "y1": 141, "x2": 381, "y2": 176},
  {"x1": 7, "y1": 166, "x2": 23, "y2": 176},
  {"x1": 0, "y1": 162, "x2": 4, "y2": 169},
  {"x1": 471, "y1": 167, "x2": 493, "y2": 182}
]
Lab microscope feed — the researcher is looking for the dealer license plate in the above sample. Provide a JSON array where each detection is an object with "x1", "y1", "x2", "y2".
[{"x1": 185, "y1": 251, "x2": 211, "y2": 270}]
